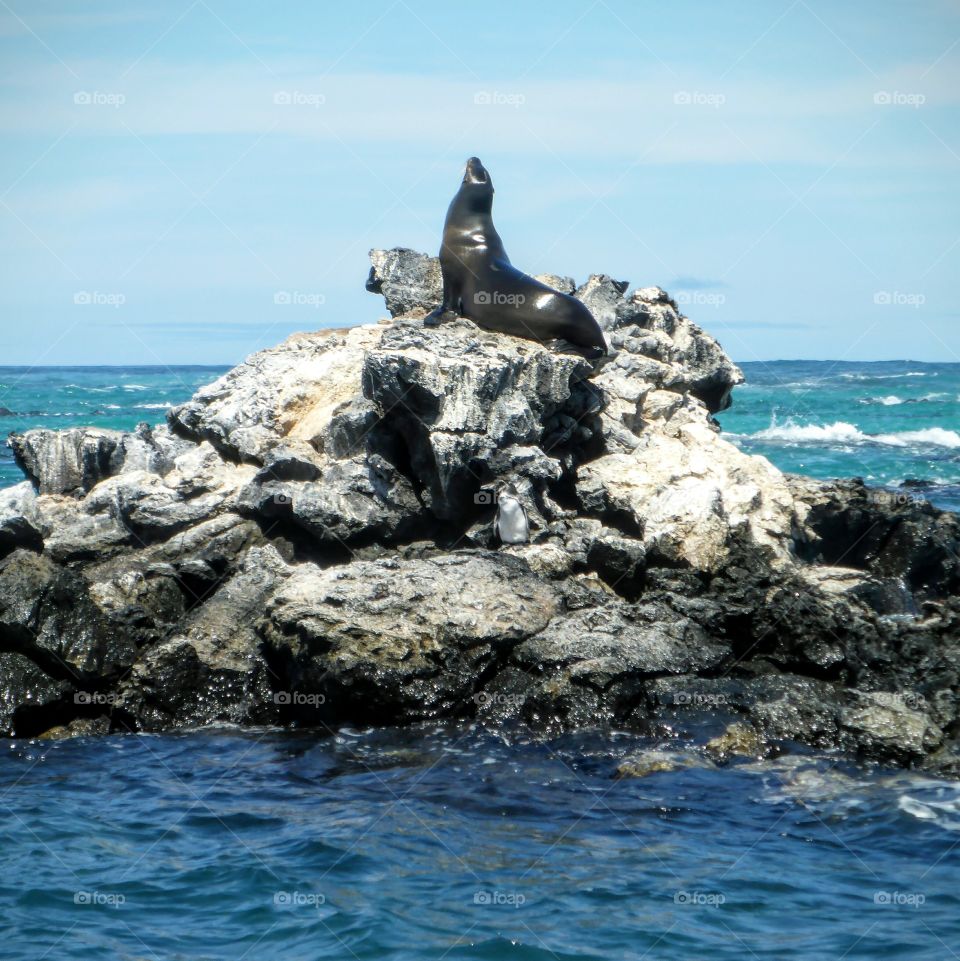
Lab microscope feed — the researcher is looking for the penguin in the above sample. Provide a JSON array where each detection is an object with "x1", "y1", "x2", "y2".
[{"x1": 495, "y1": 485, "x2": 530, "y2": 545}]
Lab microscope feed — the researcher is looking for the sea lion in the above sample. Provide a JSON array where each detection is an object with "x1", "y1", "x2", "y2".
[{"x1": 425, "y1": 157, "x2": 607, "y2": 357}]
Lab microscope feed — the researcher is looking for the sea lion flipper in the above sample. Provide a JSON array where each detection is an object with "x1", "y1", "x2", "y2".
[
  {"x1": 425, "y1": 270, "x2": 463, "y2": 327},
  {"x1": 424, "y1": 307, "x2": 458, "y2": 327},
  {"x1": 545, "y1": 337, "x2": 608, "y2": 361}
]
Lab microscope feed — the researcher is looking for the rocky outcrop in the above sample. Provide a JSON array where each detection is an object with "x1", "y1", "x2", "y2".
[{"x1": 1, "y1": 247, "x2": 958, "y2": 777}]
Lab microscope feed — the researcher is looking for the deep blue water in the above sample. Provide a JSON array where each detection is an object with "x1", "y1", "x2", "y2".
[
  {"x1": 2, "y1": 361, "x2": 959, "y2": 958},
  {"x1": 2, "y1": 726, "x2": 960, "y2": 960}
]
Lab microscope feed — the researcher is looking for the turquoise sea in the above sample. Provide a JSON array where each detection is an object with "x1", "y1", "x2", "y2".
[
  {"x1": 718, "y1": 360, "x2": 960, "y2": 512},
  {"x1": 1, "y1": 361, "x2": 959, "y2": 959}
]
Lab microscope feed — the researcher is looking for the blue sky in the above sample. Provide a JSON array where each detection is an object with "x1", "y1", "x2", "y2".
[{"x1": 0, "y1": 0, "x2": 957, "y2": 365}]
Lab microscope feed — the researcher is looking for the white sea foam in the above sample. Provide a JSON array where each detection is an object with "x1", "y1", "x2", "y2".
[
  {"x1": 876, "y1": 427, "x2": 960, "y2": 448},
  {"x1": 899, "y1": 796, "x2": 938, "y2": 820},
  {"x1": 899, "y1": 783, "x2": 960, "y2": 831},
  {"x1": 134, "y1": 403, "x2": 172, "y2": 410},
  {"x1": 860, "y1": 392, "x2": 950, "y2": 406},
  {"x1": 752, "y1": 419, "x2": 960, "y2": 449},
  {"x1": 839, "y1": 371, "x2": 932, "y2": 381}
]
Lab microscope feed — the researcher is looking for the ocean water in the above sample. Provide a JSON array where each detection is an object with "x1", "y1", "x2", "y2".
[
  {"x1": 2, "y1": 726, "x2": 960, "y2": 960},
  {"x1": 717, "y1": 360, "x2": 960, "y2": 511},
  {"x1": 0, "y1": 366, "x2": 228, "y2": 489},
  {"x1": 2, "y1": 361, "x2": 959, "y2": 958}
]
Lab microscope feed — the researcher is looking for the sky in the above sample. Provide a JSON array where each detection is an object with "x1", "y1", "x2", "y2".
[{"x1": 0, "y1": 0, "x2": 957, "y2": 366}]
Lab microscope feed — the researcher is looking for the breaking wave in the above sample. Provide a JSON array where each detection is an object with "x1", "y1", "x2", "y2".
[{"x1": 750, "y1": 419, "x2": 960, "y2": 449}]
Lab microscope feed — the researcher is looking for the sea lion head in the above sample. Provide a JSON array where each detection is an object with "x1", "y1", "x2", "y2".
[
  {"x1": 463, "y1": 156, "x2": 491, "y2": 186},
  {"x1": 455, "y1": 156, "x2": 494, "y2": 215}
]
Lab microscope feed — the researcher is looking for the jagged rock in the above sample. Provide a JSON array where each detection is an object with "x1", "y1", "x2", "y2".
[
  {"x1": 0, "y1": 247, "x2": 955, "y2": 778},
  {"x1": 366, "y1": 247, "x2": 442, "y2": 317},
  {"x1": 0, "y1": 548, "x2": 141, "y2": 680},
  {"x1": 10, "y1": 427, "x2": 124, "y2": 496},
  {"x1": 362, "y1": 319, "x2": 595, "y2": 518},
  {"x1": 790, "y1": 475, "x2": 960, "y2": 601},
  {"x1": 576, "y1": 424, "x2": 799, "y2": 572},
  {"x1": 0, "y1": 652, "x2": 67, "y2": 736},
  {"x1": 0, "y1": 481, "x2": 42, "y2": 557},
  {"x1": 261, "y1": 551, "x2": 562, "y2": 723},
  {"x1": 168, "y1": 326, "x2": 383, "y2": 464},
  {"x1": 122, "y1": 546, "x2": 288, "y2": 730}
]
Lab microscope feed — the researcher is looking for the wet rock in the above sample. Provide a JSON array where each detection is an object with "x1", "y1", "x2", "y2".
[
  {"x1": 840, "y1": 690, "x2": 943, "y2": 763},
  {"x1": 615, "y1": 748, "x2": 711, "y2": 778},
  {"x1": 38, "y1": 716, "x2": 111, "y2": 739},
  {"x1": 0, "y1": 652, "x2": 67, "y2": 736},
  {"x1": 706, "y1": 722, "x2": 768, "y2": 760}
]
